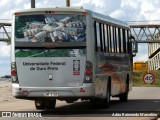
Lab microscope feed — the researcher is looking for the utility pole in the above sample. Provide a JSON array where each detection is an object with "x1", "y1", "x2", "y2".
[
  {"x1": 66, "y1": 0, "x2": 70, "y2": 7},
  {"x1": 31, "y1": 0, "x2": 35, "y2": 8},
  {"x1": 31, "y1": 0, "x2": 70, "y2": 8}
]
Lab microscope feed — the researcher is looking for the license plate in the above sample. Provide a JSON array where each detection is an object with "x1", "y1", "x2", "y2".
[{"x1": 44, "y1": 92, "x2": 58, "y2": 97}]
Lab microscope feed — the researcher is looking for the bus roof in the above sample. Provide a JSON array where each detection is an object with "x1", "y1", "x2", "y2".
[
  {"x1": 91, "y1": 11, "x2": 129, "y2": 28},
  {"x1": 14, "y1": 7, "x2": 86, "y2": 14},
  {"x1": 14, "y1": 7, "x2": 129, "y2": 28}
]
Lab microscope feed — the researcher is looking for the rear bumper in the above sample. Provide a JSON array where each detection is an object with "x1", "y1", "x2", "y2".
[{"x1": 12, "y1": 83, "x2": 95, "y2": 99}]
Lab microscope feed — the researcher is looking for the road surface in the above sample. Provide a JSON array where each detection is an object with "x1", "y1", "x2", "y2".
[{"x1": 0, "y1": 79, "x2": 160, "y2": 120}]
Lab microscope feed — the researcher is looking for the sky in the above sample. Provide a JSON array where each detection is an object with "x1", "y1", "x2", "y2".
[{"x1": 0, "y1": 0, "x2": 160, "y2": 76}]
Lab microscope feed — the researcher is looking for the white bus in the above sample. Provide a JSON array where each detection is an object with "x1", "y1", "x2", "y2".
[{"x1": 11, "y1": 7, "x2": 134, "y2": 110}]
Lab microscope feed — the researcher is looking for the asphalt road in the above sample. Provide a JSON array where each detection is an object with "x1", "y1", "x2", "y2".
[{"x1": 0, "y1": 80, "x2": 160, "y2": 120}]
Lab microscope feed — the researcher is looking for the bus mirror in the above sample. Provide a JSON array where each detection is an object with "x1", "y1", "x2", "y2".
[
  {"x1": 129, "y1": 36, "x2": 138, "y2": 57},
  {"x1": 132, "y1": 41, "x2": 138, "y2": 53}
]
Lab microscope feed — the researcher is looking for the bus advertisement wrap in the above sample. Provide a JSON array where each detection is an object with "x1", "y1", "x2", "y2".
[{"x1": 15, "y1": 14, "x2": 86, "y2": 43}]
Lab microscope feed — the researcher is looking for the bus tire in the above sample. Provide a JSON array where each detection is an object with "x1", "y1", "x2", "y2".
[
  {"x1": 103, "y1": 82, "x2": 110, "y2": 107},
  {"x1": 100, "y1": 81, "x2": 111, "y2": 108},
  {"x1": 90, "y1": 98, "x2": 98, "y2": 104},
  {"x1": 35, "y1": 100, "x2": 45, "y2": 110},
  {"x1": 45, "y1": 99, "x2": 56, "y2": 110},
  {"x1": 119, "y1": 82, "x2": 129, "y2": 102}
]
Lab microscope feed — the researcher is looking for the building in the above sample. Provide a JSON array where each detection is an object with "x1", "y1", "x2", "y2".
[
  {"x1": 148, "y1": 34, "x2": 160, "y2": 70},
  {"x1": 28, "y1": 22, "x2": 44, "y2": 29},
  {"x1": 60, "y1": 17, "x2": 71, "y2": 24},
  {"x1": 133, "y1": 61, "x2": 148, "y2": 70}
]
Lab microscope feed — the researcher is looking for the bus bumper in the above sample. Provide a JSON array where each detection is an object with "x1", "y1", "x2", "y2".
[{"x1": 12, "y1": 83, "x2": 95, "y2": 99}]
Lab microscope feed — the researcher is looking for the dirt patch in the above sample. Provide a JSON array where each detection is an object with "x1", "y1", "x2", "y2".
[{"x1": 0, "y1": 81, "x2": 16, "y2": 102}]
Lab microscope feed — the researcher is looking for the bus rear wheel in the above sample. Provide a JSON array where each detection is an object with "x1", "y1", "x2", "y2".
[
  {"x1": 102, "y1": 83, "x2": 110, "y2": 107},
  {"x1": 35, "y1": 99, "x2": 56, "y2": 110},
  {"x1": 45, "y1": 99, "x2": 56, "y2": 110},
  {"x1": 119, "y1": 93, "x2": 128, "y2": 102},
  {"x1": 119, "y1": 83, "x2": 129, "y2": 102},
  {"x1": 91, "y1": 82, "x2": 110, "y2": 108}
]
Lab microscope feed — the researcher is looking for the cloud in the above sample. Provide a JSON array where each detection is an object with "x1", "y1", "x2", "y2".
[
  {"x1": 0, "y1": 58, "x2": 10, "y2": 66},
  {"x1": 121, "y1": 0, "x2": 141, "y2": 10},
  {"x1": 0, "y1": 57, "x2": 10, "y2": 76},
  {"x1": 24, "y1": 3, "x2": 31, "y2": 9},
  {"x1": 139, "y1": 1, "x2": 160, "y2": 24},
  {"x1": 0, "y1": 0, "x2": 10, "y2": 8},
  {"x1": 0, "y1": 43, "x2": 10, "y2": 57},
  {"x1": 72, "y1": 0, "x2": 121, "y2": 15},
  {"x1": 14, "y1": 0, "x2": 23, "y2": 5},
  {"x1": 0, "y1": 68, "x2": 10, "y2": 77},
  {"x1": 110, "y1": 9, "x2": 126, "y2": 19},
  {"x1": 108, "y1": 0, "x2": 160, "y2": 24},
  {"x1": 133, "y1": 44, "x2": 148, "y2": 62},
  {"x1": 133, "y1": 54, "x2": 148, "y2": 62}
]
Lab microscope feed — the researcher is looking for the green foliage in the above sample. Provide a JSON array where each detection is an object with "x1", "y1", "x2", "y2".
[
  {"x1": 15, "y1": 17, "x2": 25, "y2": 38},
  {"x1": 133, "y1": 70, "x2": 160, "y2": 87},
  {"x1": 15, "y1": 49, "x2": 70, "y2": 57}
]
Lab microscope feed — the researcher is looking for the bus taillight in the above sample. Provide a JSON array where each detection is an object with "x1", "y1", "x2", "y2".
[
  {"x1": 11, "y1": 69, "x2": 16, "y2": 76},
  {"x1": 86, "y1": 69, "x2": 91, "y2": 75},
  {"x1": 84, "y1": 61, "x2": 93, "y2": 83},
  {"x1": 15, "y1": 12, "x2": 19, "y2": 16},
  {"x1": 45, "y1": 11, "x2": 55, "y2": 14},
  {"x1": 11, "y1": 62, "x2": 19, "y2": 83},
  {"x1": 82, "y1": 12, "x2": 87, "y2": 15}
]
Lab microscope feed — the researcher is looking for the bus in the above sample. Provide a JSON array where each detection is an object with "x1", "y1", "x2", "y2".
[{"x1": 11, "y1": 7, "x2": 134, "y2": 110}]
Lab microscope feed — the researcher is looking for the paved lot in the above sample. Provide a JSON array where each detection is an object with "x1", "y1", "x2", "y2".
[{"x1": 0, "y1": 79, "x2": 160, "y2": 120}]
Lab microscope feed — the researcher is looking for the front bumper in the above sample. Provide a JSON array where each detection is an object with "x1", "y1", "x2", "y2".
[{"x1": 12, "y1": 83, "x2": 95, "y2": 99}]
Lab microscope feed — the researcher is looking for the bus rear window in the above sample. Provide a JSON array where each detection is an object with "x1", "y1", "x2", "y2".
[{"x1": 15, "y1": 14, "x2": 86, "y2": 42}]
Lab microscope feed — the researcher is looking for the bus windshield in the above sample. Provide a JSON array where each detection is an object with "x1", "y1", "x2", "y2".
[{"x1": 15, "y1": 14, "x2": 86, "y2": 43}]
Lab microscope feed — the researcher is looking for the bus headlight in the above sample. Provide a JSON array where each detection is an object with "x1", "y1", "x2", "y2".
[
  {"x1": 83, "y1": 61, "x2": 93, "y2": 83},
  {"x1": 11, "y1": 62, "x2": 19, "y2": 83}
]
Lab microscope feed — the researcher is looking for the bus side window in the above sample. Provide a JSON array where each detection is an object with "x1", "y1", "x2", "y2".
[
  {"x1": 94, "y1": 21, "x2": 98, "y2": 52},
  {"x1": 127, "y1": 30, "x2": 129, "y2": 53},
  {"x1": 115, "y1": 27, "x2": 119, "y2": 53},
  {"x1": 118, "y1": 28, "x2": 121, "y2": 53},
  {"x1": 99, "y1": 22, "x2": 103, "y2": 52},
  {"x1": 105, "y1": 25, "x2": 109, "y2": 53},
  {"x1": 122, "y1": 29, "x2": 126, "y2": 53},
  {"x1": 107, "y1": 25, "x2": 111, "y2": 52},
  {"x1": 100, "y1": 23, "x2": 106, "y2": 52},
  {"x1": 94, "y1": 21, "x2": 102, "y2": 52},
  {"x1": 96, "y1": 22, "x2": 101, "y2": 52},
  {"x1": 108, "y1": 25, "x2": 112, "y2": 53},
  {"x1": 102, "y1": 24, "x2": 106, "y2": 52},
  {"x1": 94, "y1": 22, "x2": 129, "y2": 54},
  {"x1": 120, "y1": 28, "x2": 124, "y2": 53},
  {"x1": 112, "y1": 26, "x2": 116, "y2": 53}
]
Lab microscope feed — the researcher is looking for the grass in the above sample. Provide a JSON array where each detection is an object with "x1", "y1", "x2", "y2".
[{"x1": 133, "y1": 70, "x2": 160, "y2": 87}]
